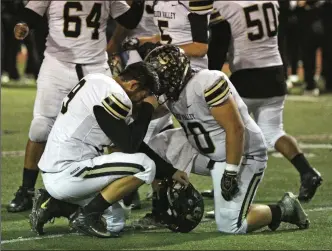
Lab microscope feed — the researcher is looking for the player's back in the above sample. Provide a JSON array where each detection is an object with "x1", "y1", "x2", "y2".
[
  {"x1": 153, "y1": 0, "x2": 208, "y2": 69},
  {"x1": 127, "y1": 1, "x2": 159, "y2": 38},
  {"x1": 168, "y1": 70, "x2": 267, "y2": 161},
  {"x1": 39, "y1": 74, "x2": 132, "y2": 173},
  {"x1": 42, "y1": 1, "x2": 127, "y2": 64},
  {"x1": 212, "y1": 1, "x2": 282, "y2": 72}
]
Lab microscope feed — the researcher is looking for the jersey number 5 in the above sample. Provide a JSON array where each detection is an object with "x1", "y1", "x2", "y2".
[
  {"x1": 157, "y1": 20, "x2": 172, "y2": 44},
  {"x1": 243, "y1": 3, "x2": 278, "y2": 41},
  {"x1": 63, "y1": 2, "x2": 101, "y2": 40},
  {"x1": 61, "y1": 79, "x2": 86, "y2": 114}
]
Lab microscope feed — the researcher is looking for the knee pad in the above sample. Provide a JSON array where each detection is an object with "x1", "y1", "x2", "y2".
[
  {"x1": 216, "y1": 208, "x2": 248, "y2": 234},
  {"x1": 29, "y1": 116, "x2": 55, "y2": 142},
  {"x1": 260, "y1": 126, "x2": 286, "y2": 149}
]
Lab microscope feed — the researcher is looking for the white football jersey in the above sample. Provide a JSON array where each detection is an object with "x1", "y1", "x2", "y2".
[
  {"x1": 210, "y1": 1, "x2": 283, "y2": 72},
  {"x1": 166, "y1": 70, "x2": 267, "y2": 161},
  {"x1": 126, "y1": 1, "x2": 159, "y2": 38},
  {"x1": 26, "y1": 1, "x2": 130, "y2": 64},
  {"x1": 39, "y1": 73, "x2": 133, "y2": 173},
  {"x1": 153, "y1": 0, "x2": 208, "y2": 70}
]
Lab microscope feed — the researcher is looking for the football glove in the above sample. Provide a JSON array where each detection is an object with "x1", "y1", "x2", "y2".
[
  {"x1": 221, "y1": 170, "x2": 239, "y2": 201},
  {"x1": 121, "y1": 37, "x2": 140, "y2": 51}
]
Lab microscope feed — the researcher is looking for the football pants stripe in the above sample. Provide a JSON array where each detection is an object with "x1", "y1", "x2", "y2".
[
  {"x1": 237, "y1": 172, "x2": 263, "y2": 228},
  {"x1": 74, "y1": 162, "x2": 145, "y2": 178},
  {"x1": 102, "y1": 94, "x2": 130, "y2": 120},
  {"x1": 189, "y1": 0, "x2": 214, "y2": 11},
  {"x1": 209, "y1": 9, "x2": 223, "y2": 25}
]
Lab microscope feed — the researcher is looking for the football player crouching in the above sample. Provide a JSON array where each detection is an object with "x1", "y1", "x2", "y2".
[
  {"x1": 28, "y1": 62, "x2": 204, "y2": 238},
  {"x1": 143, "y1": 45, "x2": 310, "y2": 234}
]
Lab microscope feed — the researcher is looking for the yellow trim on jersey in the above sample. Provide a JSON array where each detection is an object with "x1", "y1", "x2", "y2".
[
  {"x1": 77, "y1": 166, "x2": 140, "y2": 178},
  {"x1": 207, "y1": 86, "x2": 230, "y2": 106},
  {"x1": 210, "y1": 9, "x2": 224, "y2": 25},
  {"x1": 189, "y1": 0, "x2": 213, "y2": 11},
  {"x1": 205, "y1": 79, "x2": 226, "y2": 97},
  {"x1": 102, "y1": 100, "x2": 126, "y2": 120},
  {"x1": 109, "y1": 95, "x2": 130, "y2": 112},
  {"x1": 102, "y1": 94, "x2": 130, "y2": 120}
]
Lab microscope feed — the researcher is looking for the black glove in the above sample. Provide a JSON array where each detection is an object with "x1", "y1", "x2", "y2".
[
  {"x1": 137, "y1": 41, "x2": 162, "y2": 59},
  {"x1": 121, "y1": 37, "x2": 140, "y2": 51},
  {"x1": 221, "y1": 170, "x2": 239, "y2": 201}
]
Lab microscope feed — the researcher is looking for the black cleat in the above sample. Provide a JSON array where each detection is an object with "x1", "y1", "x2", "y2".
[
  {"x1": 298, "y1": 169, "x2": 323, "y2": 202},
  {"x1": 29, "y1": 189, "x2": 54, "y2": 235},
  {"x1": 201, "y1": 189, "x2": 214, "y2": 198},
  {"x1": 278, "y1": 192, "x2": 310, "y2": 229},
  {"x1": 69, "y1": 208, "x2": 113, "y2": 238},
  {"x1": 7, "y1": 186, "x2": 34, "y2": 213}
]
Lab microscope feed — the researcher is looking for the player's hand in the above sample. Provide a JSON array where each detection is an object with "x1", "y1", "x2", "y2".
[
  {"x1": 14, "y1": 23, "x2": 29, "y2": 40},
  {"x1": 121, "y1": 37, "x2": 140, "y2": 51},
  {"x1": 221, "y1": 170, "x2": 239, "y2": 201},
  {"x1": 172, "y1": 170, "x2": 189, "y2": 187},
  {"x1": 143, "y1": 95, "x2": 159, "y2": 109}
]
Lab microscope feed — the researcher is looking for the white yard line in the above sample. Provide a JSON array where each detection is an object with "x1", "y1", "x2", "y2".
[{"x1": 2, "y1": 207, "x2": 332, "y2": 245}]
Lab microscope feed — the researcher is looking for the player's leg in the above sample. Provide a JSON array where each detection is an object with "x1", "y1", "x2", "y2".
[
  {"x1": 247, "y1": 96, "x2": 322, "y2": 202},
  {"x1": 8, "y1": 56, "x2": 82, "y2": 212},
  {"x1": 39, "y1": 152, "x2": 155, "y2": 237},
  {"x1": 211, "y1": 158, "x2": 309, "y2": 234}
]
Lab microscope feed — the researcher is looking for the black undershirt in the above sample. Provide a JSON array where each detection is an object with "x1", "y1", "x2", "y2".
[{"x1": 93, "y1": 103, "x2": 177, "y2": 180}]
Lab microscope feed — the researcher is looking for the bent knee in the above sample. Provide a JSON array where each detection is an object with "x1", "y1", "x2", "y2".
[
  {"x1": 216, "y1": 210, "x2": 248, "y2": 234},
  {"x1": 134, "y1": 153, "x2": 156, "y2": 184},
  {"x1": 260, "y1": 127, "x2": 286, "y2": 149},
  {"x1": 29, "y1": 116, "x2": 55, "y2": 142}
]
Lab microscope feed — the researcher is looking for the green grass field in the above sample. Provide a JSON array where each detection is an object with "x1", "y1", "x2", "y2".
[{"x1": 1, "y1": 85, "x2": 332, "y2": 250}]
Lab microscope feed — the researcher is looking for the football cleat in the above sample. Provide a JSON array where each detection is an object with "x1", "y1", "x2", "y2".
[
  {"x1": 69, "y1": 208, "x2": 113, "y2": 238},
  {"x1": 29, "y1": 189, "x2": 54, "y2": 235},
  {"x1": 278, "y1": 192, "x2": 310, "y2": 229},
  {"x1": 7, "y1": 186, "x2": 34, "y2": 213},
  {"x1": 298, "y1": 168, "x2": 323, "y2": 202},
  {"x1": 201, "y1": 189, "x2": 214, "y2": 198}
]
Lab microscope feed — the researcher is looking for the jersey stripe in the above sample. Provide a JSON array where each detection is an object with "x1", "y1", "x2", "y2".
[
  {"x1": 209, "y1": 9, "x2": 223, "y2": 25},
  {"x1": 204, "y1": 78, "x2": 230, "y2": 106},
  {"x1": 102, "y1": 94, "x2": 130, "y2": 120},
  {"x1": 74, "y1": 162, "x2": 145, "y2": 178},
  {"x1": 189, "y1": 0, "x2": 214, "y2": 11}
]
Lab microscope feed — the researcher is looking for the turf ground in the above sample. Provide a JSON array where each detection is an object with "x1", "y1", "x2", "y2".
[{"x1": 1, "y1": 84, "x2": 332, "y2": 250}]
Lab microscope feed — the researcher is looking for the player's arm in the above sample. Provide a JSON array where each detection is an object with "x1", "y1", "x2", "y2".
[
  {"x1": 106, "y1": 24, "x2": 130, "y2": 55},
  {"x1": 206, "y1": 78, "x2": 244, "y2": 166},
  {"x1": 208, "y1": 12, "x2": 231, "y2": 70},
  {"x1": 14, "y1": 1, "x2": 49, "y2": 40},
  {"x1": 178, "y1": 13, "x2": 209, "y2": 57},
  {"x1": 204, "y1": 76, "x2": 244, "y2": 201},
  {"x1": 94, "y1": 96, "x2": 157, "y2": 153},
  {"x1": 189, "y1": 0, "x2": 214, "y2": 15},
  {"x1": 111, "y1": 0, "x2": 145, "y2": 30}
]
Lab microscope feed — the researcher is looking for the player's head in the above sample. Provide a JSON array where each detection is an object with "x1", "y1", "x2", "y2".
[
  {"x1": 154, "y1": 179, "x2": 204, "y2": 233},
  {"x1": 144, "y1": 45, "x2": 192, "y2": 101},
  {"x1": 117, "y1": 61, "x2": 161, "y2": 103}
]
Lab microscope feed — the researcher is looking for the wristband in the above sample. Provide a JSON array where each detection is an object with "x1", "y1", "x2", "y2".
[{"x1": 225, "y1": 163, "x2": 240, "y2": 172}]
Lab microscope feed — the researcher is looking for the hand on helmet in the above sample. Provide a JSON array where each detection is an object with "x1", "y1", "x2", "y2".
[{"x1": 172, "y1": 170, "x2": 189, "y2": 187}]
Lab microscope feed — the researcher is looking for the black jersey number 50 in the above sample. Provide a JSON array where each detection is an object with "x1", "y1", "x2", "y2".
[
  {"x1": 244, "y1": 3, "x2": 278, "y2": 41},
  {"x1": 63, "y1": 2, "x2": 101, "y2": 40}
]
